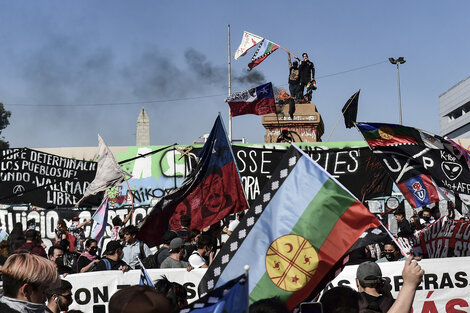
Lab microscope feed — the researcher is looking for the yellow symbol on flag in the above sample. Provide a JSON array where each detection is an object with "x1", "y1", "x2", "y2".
[
  {"x1": 265, "y1": 234, "x2": 318, "y2": 292},
  {"x1": 378, "y1": 126, "x2": 395, "y2": 140}
]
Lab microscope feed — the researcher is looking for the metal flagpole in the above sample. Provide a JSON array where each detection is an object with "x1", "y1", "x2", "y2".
[{"x1": 228, "y1": 24, "x2": 232, "y2": 142}]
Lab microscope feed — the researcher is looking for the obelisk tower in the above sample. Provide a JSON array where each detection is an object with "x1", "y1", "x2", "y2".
[{"x1": 136, "y1": 108, "x2": 150, "y2": 146}]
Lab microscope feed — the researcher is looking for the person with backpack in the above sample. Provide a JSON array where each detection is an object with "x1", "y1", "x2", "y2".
[
  {"x1": 188, "y1": 235, "x2": 214, "y2": 269},
  {"x1": 122, "y1": 225, "x2": 152, "y2": 269},
  {"x1": 92, "y1": 240, "x2": 129, "y2": 272}
]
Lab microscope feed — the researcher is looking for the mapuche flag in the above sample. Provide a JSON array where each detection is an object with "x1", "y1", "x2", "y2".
[
  {"x1": 138, "y1": 115, "x2": 248, "y2": 247},
  {"x1": 198, "y1": 145, "x2": 380, "y2": 309},
  {"x1": 226, "y1": 82, "x2": 275, "y2": 117}
]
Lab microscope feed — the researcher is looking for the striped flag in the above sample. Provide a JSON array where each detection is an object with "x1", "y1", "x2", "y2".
[
  {"x1": 248, "y1": 40, "x2": 279, "y2": 69},
  {"x1": 91, "y1": 195, "x2": 109, "y2": 242},
  {"x1": 138, "y1": 258, "x2": 155, "y2": 288},
  {"x1": 198, "y1": 145, "x2": 380, "y2": 309}
]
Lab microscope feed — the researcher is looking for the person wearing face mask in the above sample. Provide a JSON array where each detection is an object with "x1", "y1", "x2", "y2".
[
  {"x1": 420, "y1": 208, "x2": 435, "y2": 227},
  {"x1": 188, "y1": 235, "x2": 214, "y2": 268},
  {"x1": 91, "y1": 240, "x2": 130, "y2": 272},
  {"x1": 76, "y1": 239, "x2": 100, "y2": 273},
  {"x1": 377, "y1": 242, "x2": 406, "y2": 262}
]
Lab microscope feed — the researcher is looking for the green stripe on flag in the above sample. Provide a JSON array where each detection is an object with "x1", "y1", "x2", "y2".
[
  {"x1": 249, "y1": 178, "x2": 357, "y2": 303},
  {"x1": 266, "y1": 42, "x2": 274, "y2": 53},
  {"x1": 292, "y1": 178, "x2": 356, "y2": 249}
]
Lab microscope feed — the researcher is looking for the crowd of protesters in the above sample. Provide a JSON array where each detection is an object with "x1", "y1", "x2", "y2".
[
  {"x1": 0, "y1": 210, "x2": 227, "y2": 312},
  {"x1": 0, "y1": 202, "x2": 432, "y2": 313}
]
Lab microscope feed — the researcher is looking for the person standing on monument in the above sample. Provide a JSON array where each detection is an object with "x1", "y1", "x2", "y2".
[
  {"x1": 288, "y1": 53, "x2": 300, "y2": 100},
  {"x1": 298, "y1": 52, "x2": 316, "y2": 100}
]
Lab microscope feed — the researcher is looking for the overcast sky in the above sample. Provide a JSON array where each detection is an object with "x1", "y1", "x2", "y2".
[{"x1": 1, "y1": 1, "x2": 469, "y2": 148}]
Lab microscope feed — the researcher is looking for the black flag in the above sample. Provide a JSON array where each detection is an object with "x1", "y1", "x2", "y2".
[{"x1": 342, "y1": 90, "x2": 360, "y2": 128}]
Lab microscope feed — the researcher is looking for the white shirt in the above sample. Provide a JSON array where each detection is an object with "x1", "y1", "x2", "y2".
[{"x1": 188, "y1": 251, "x2": 206, "y2": 268}]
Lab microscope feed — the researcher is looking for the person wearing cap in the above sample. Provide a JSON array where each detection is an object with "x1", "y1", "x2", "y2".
[
  {"x1": 91, "y1": 240, "x2": 129, "y2": 272},
  {"x1": 160, "y1": 238, "x2": 192, "y2": 270},
  {"x1": 155, "y1": 231, "x2": 178, "y2": 268},
  {"x1": 356, "y1": 261, "x2": 395, "y2": 312}
]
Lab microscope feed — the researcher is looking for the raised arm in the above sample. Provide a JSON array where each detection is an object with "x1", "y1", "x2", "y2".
[{"x1": 387, "y1": 257, "x2": 424, "y2": 313}]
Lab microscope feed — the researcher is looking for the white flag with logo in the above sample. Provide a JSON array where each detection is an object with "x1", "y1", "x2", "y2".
[{"x1": 234, "y1": 31, "x2": 263, "y2": 60}]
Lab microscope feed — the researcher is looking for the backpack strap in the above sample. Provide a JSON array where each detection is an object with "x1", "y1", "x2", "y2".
[
  {"x1": 139, "y1": 241, "x2": 146, "y2": 260},
  {"x1": 102, "y1": 258, "x2": 112, "y2": 270}
]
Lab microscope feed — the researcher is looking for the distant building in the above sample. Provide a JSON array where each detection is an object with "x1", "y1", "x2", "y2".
[
  {"x1": 439, "y1": 76, "x2": 470, "y2": 138},
  {"x1": 136, "y1": 108, "x2": 150, "y2": 146}
]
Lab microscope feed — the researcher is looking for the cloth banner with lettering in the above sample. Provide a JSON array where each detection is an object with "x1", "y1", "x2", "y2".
[
  {"x1": 357, "y1": 122, "x2": 470, "y2": 208},
  {"x1": 0, "y1": 148, "x2": 97, "y2": 208},
  {"x1": 64, "y1": 268, "x2": 206, "y2": 313},
  {"x1": 415, "y1": 216, "x2": 470, "y2": 258},
  {"x1": 326, "y1": 256, "x2": 470, "y2": 313},
  {"x1": 228, "y1": 145, "x2": 393, "y2": 203}
]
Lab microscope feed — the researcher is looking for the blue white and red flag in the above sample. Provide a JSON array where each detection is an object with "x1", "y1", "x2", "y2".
[{"x1": 226, "y1": 82, "x2": 275, "y2": 117}]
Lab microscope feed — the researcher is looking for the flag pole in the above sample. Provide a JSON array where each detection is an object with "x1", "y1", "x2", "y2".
[
  {"x1": 244, "y1": 265, "x2": 250, "y2": 313},
  {"x1": 326, "y1": 90, "x2": 359, "y2": 141},
  {"x1": 326, "y1": 98, "x2": 354, "y2": 141},
  {"x1": 228, "y1": 24, "x2": 233, "y2": 142},
  {"x1": 271, "y1": 41, "x2": 299, "y2": 60}
]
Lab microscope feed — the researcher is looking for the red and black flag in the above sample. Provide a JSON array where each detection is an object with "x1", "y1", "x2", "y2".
[{"x1": 138, "y1": 115, "x2": 248, "y2": 247}]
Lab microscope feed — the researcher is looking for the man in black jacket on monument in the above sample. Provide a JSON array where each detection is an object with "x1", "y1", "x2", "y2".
[{"x1": 298, "y1": 52, "x2": 315, "y2": 100}]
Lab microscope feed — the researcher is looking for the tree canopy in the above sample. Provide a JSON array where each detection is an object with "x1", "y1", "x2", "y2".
[{"x1": 0, "y1": 103, "x2": 11, "y2": 149}]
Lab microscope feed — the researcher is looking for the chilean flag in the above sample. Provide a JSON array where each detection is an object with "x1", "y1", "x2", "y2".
[
  {"x1": 226, "y1": 82, "x2": 276, "y2": 117},
  {"x1": 138, "y1": 115, "x2": 248, "y2": 247}
]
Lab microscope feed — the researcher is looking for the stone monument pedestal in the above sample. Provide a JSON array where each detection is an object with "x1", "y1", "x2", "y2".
[{"x1": 262, "y1": 102, "x2": 324, "y2": 143}]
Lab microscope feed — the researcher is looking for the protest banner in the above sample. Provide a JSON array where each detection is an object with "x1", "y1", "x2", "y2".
[
  {"x1": 64, "y1": 257, "x2": 470, "y2": 312},
  {"x1": 0, "y1": 148, "x2": 96, "y2": 207},
  {"x1": 1, "y1": 143, "x2": 392, "y2": 209},
  {"x1": 0, "y1": 207, "x2": 149, "y2": 248},
  {"x1": 64, "y1": 268, "x2": 206, "y2": 312},
  {"x1": 326, "y1": 256, "x2": 470, "y2": 312},
  {"x1": 417, "y1": 217, "x2": 470, "y2": 258}
]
